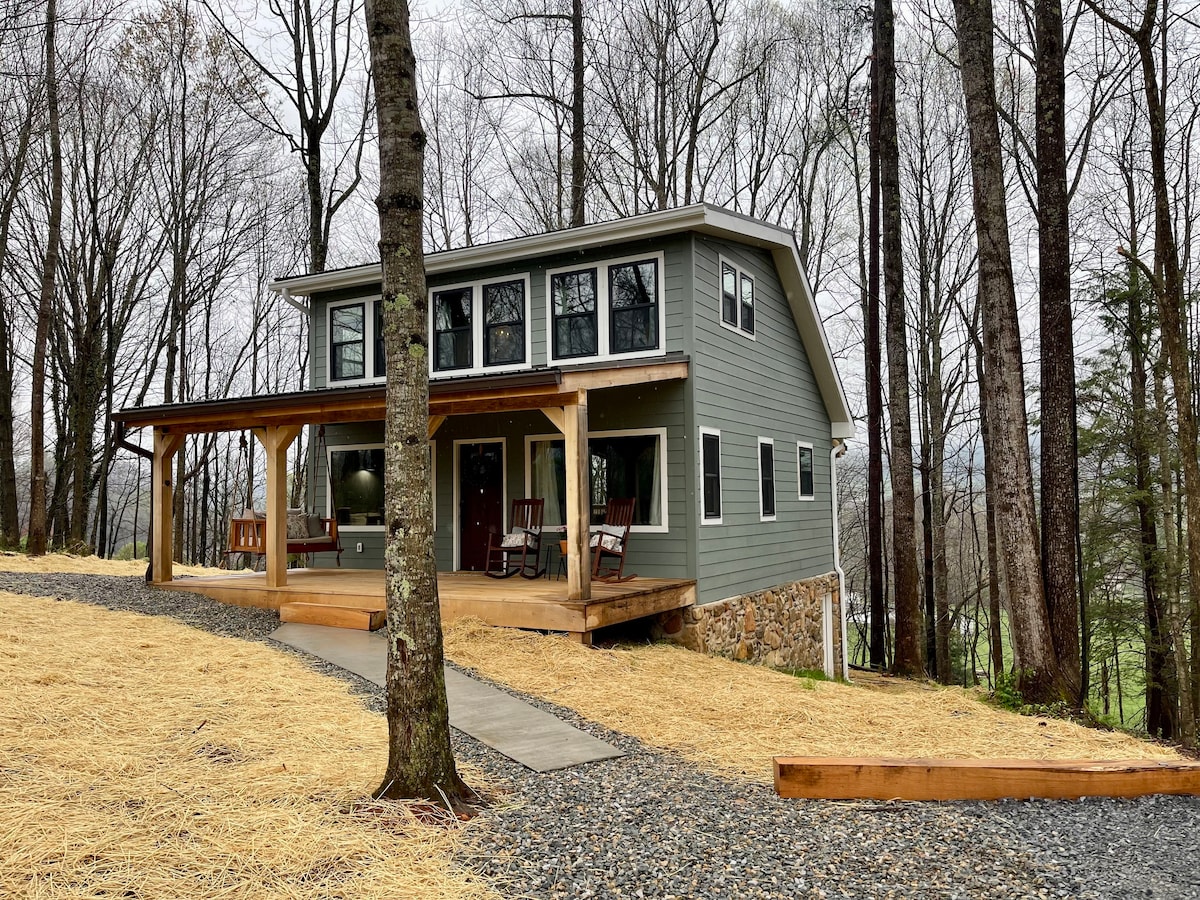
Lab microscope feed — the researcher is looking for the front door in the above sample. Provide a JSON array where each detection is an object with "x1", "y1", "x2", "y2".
[{"x1": 458, "y1": 441, "x2": 504, "y2": 571}]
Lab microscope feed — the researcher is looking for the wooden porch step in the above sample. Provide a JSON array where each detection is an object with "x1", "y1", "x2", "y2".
[{"x1": 278, "y1": 601, "x2": 385, "y2": 631}]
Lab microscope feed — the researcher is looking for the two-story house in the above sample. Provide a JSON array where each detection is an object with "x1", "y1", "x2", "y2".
[{"x1": 116, "y1": 204, "x2": 854, "y2": 675}]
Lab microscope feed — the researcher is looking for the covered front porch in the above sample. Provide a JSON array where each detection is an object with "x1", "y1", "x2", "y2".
[
  {"x1": 159, "y1": 567, "x2": 696, "y2": 643},
  {"x1": 114, "y1": 356, "x2": 693, "y2": 641}
]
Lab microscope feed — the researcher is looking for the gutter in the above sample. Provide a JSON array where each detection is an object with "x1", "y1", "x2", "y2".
[
  {"x1": 830, "y1": 438, "x2": 850, "y2": 681},
  {"x1": 280, "y1": 286, "x2": 308, "y2": 315}
]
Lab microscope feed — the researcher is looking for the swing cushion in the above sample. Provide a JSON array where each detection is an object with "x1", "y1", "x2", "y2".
[
  {"x1": 306, "y1": 514, "x2": 327, "y2": 538},
  {"x1": 286, "y1": 509, "x2": 308, "y2": 539}
]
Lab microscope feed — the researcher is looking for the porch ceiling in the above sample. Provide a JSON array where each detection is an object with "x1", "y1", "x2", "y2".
[{"x1": 113, "y1": 355, "x2": 689, "y2": 435}]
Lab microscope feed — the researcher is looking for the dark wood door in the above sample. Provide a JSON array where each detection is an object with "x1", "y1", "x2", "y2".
[{"x1": 458, "y1": 441, "x2": 504, "y2": 571}]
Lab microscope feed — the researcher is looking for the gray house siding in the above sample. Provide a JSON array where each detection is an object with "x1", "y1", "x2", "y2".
[
  {"x1": 310, "y1": 381, "x2": 689, "y2": 578},
  {"x1": 688, "y1": 236, "x2": 834, "y2": 604}
]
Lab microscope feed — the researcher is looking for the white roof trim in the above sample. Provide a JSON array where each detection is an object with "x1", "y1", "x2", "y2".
[{"x1": 270, "y1": 204, "x2": 855, "y2": 438}]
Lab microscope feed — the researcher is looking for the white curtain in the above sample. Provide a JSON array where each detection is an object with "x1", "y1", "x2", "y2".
[{"x1": 533, "y1": 442, "x2": 563, "y2": 527}]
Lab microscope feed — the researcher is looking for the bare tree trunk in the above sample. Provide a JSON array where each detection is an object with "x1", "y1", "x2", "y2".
[
  {"x1": 366, "y1": 0, "x2": 469, "y2": 808},
  {"x1": 1034, "y1": 0, "x2": 1082, "y2": 703},
  {"x1": 866, "y1": 21, "x2": 886, "y2": 671},
  {"x1": 952, "y1": 0, "x2": 1065, "y2": 703},
  {"x1": 28, "y1": 0, "x2": 63, "y2": 557},
  {"x1": 877, "y1": 0, "x2": 922, "y2": 677},
  {"x1": 569, "y1": 0, "x2": 585, "y2": 226}
]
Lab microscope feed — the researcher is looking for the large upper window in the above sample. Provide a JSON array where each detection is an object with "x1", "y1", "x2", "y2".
[
  {"x1": 330, "y1": 303, "x2": 366, "y2": 381},
  {"x1": 547, "y1": 253, "x2": 664, "y2": 364},
  {"x1": 700, "y1": 427, "x2": 722, "y2": 524},
  {"x1": 433, "y1": 287, "x2": 473, "y2": 371},
  {"x1": 527, "y1": 429, "x2": 667, "y2": 532},
  {"x1": 719, "y1": 257, "x2": 755, "y2": 337},
  {"x1": 758, "y1": 437, "x2": 776, "y2": 520},
  {"x1": 427, "y1": 276, "x2": 530, "y2": 377},
  {"x1": 551, "y1": 269, "x2": 598, "y2": 358}
]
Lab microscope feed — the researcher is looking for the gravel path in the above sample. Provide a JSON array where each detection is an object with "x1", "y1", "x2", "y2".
[{"x1": 3, "y1": 571, "x2": 1198, "y2": 899}]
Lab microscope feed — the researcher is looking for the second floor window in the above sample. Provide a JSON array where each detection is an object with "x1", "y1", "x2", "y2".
[
  {"x1": 484, "y1": 280, "x2": 525, "y2": 366},
  {"x1": 552, "y1": 269, "x2": 598, "y2": 358},
  {"x1": 610, "y1": 259, "x2": 658, "y2": 353},
  {"x1": 720, "y1": 259, "x2": 755, "y2": 337},
  {"x1": 434, "y1": 287, "x2": 473, "y2": 371},
  {"x1": 331, "y1": 303, "x2": 366, "y2": 381}
]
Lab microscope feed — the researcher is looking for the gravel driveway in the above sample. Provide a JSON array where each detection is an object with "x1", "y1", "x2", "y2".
[{"x1": 3, "y1": 571, "x2": 1197, "y2": 900}]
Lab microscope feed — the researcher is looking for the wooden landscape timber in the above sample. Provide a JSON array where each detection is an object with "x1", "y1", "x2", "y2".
[{"x1": 772, "y1": 756, "x2": 1200, "y2": 801}]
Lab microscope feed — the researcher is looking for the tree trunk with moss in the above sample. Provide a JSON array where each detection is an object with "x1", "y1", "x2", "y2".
[{"x1": 366, "y1": 0, "x2": 470, "y2": 806}]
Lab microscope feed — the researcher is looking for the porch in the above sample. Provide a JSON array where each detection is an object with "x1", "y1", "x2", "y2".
[{"x1": 159, "y1": 568, "x2": 696, "y2": 644}]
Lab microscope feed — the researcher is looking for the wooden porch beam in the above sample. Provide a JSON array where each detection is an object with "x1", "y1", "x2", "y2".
[
  {"x1": 151, "y1": 429, "x2": 186, "y2": 584},
  {"x1": 253, "y1": 425, "x2": 303, "y2": 588},
  {"x1": 428, "y1": 415, "x2": 447, "y2": 438},
  {"x1": 563, "y1": 392, "x2": 591, "y2": 602},
  {"x1": 560, "y1": 359, "x2": 689, "y2": 393}
]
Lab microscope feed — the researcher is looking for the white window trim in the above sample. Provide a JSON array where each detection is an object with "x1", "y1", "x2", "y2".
[
  {"x1": 717, "y1": 255, "x2": 756, "y2": 341},
  {"x1": 452, "y1": 437, "x2": 508, "y2": 570},
  {"x1": 327, "y1": 296, "x2": 383, "y2": 387},
  {"x1": 797, "y1": 440, "x2": 815, "y2": 500},
  {"x1": 758, "y1": 436, "x2": 776, "y2": 522},
  {"x1": 698, "y1": 426, "x2": 723, "y2": 525},
  {"x1": 429, "y1": 274, "x2": 533, "y2": 380},
  {"x1": 545, "y1": 250, "x2": 668, "y2": 366},
  {"x1": 326, "y1": 442, "x2": 386, "y2": 532},
  {"x1": 524, "y1": 427, "x2": 670, "y2": 533}
]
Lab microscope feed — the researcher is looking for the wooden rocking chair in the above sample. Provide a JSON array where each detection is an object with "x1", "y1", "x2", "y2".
[
  {"x1": 590, "y1": 497, "x2": 636, "y2": 582},
  {"x1": 484, "y1": 498, "x2": 545, "y2": 579}
]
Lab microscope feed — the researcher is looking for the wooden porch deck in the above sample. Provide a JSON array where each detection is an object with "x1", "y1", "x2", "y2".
[{"x1": 158, "y1": 568, "x2": 696, "y2": 643}]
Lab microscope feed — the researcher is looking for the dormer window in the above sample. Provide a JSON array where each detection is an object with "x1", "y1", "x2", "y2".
[{"x1": 427, "y1": 275, "x2": 531, "y2": 378}]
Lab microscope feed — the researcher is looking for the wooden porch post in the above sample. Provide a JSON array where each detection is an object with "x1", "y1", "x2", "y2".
[
  {"x1": 563, "y1": 391, "x2": 591, "y2": 603},
  {"x1": 151, "y1": 428, "x2": 185, "y2": 584},
  {"x1": 253, "y1": 425, "x2": 303, "y2": 588}
]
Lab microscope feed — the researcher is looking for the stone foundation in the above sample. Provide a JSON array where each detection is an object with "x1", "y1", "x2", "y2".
[{"x1": 655, "y1": 572, "x2": 843, "y2": 677}]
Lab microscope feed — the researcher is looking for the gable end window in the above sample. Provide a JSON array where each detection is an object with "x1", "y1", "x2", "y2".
[
  {"x1": 610, "y1": 259, "x2": 659, "y2": 353},
  {"x1": 758, "y1": 438, "x2": 776, "y2": 520},
  {"x1": 798, "y1": 443, "x2": 815, "y2": 499},
  {"x1": 700, "y1": 428, "x2": 722, "y2": 523},
  {"x1": 719, "y1": 258, "x2": 755, "y2": 337},
  {"x1": 552, "y1": 268, "x2": 598, "y2": 359},
  {"x1": 330, "y1": 303, "x2": 366, "y2": 382}
]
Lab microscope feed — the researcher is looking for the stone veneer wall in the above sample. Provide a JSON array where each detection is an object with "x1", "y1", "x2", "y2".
[{"x1": 655, "y1": 572, "x2": 843, "y2": 676}]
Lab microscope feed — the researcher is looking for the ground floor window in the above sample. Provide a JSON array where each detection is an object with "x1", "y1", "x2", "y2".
[
  {"x1": 699, "y1": 427, "x2": 722, "y2": 523},
  {"x1": 328, "y1": 447, "x2": 385, "y2": 528},
  {"x1": 528, "y1": 429, "x2": 666, "y2": 530},
  {"x1": 758, "y1": 438, "x2": 776, "y2": 520}
]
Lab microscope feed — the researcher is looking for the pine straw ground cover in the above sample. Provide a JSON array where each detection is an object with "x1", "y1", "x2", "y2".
[
  {"x1": 0, "y1": 551, "x2": 223, "y2": 578},
  {"x1": 441, "y1": 619, "x2": 1181, "y2": 784},
  {"x1": 0, "y1": 591, "x2": 496, "y2": 900}
]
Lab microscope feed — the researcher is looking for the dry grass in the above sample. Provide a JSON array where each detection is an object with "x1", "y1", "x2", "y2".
[
  {"x1": 0, "y1": 592, "x2": 496, "y2": 899},
  {"x1": 442, "y1": 619, "x2": 1180, "y2": 783},
  {"x1": 0, "y1": 551, "x2": 223, "y2": 578}
]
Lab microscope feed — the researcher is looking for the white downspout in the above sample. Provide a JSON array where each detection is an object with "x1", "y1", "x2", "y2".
[
  {"x1": 279, "y1": 286, "x2": 309, "y2": 315},
  {"x1": 830, "y1": 439, "x2": 850, "y2": 681}
]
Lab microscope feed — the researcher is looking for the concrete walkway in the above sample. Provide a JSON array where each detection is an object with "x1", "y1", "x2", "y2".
[{"x1": 270, "y1": 622, "x2": 624, "y2": 772}]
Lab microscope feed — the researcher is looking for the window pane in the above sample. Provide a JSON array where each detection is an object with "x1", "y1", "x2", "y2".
[
  {"x1": 531, "y1": 440, "x2": 566, "y2": 527},
  {"x1": 329, "y1": 448, "x2": 385, "y2": 526},
  {"x1": 799, "y1": 446, "x2": 814, "y2": 497},
  {"x1": 555, "y1": 315, "x2": 597, "y2": 358},
  {"x1": 722, "y1": 263, "x2": 737, "y2": 325},
  {"x1": 436, "y1": 332, "x2": 471, "y2": 370},
  {"x1": 434, "y1": 289, "x2": 472, "y2": 330},
  {"x1": 760, "y1": 442, "x2": 775, "y2": 517},
  {"x1": 485, "y1": 280, "x2": 524, "y2": 324},
  {"x1": 331, "y1": 305, "x2": 364, "y2": 345},
  {"x1": 612, "y1": 308, "x2": 657, "y2": 353},
  {"x1": 552, "y1": 270, "x2": 596, "y2": 315},
  {"x1": 702, "y1": 433, "x2": 721, "y2": 519},
  {"x1": 528, "y1": 433, "x2": 663, "y2": 528},
  {"x1": 486, "y1": 322, "x2": 524, "y2": 365},
  {"x1": 610, "y1": 261, "x2": 656, "y2": 309},
  {"x1": 740, "y1": 274, "x2": 755, "y2": 334}
]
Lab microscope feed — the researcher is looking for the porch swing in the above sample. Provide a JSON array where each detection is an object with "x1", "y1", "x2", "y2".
[{"x1": 223, "y1": 426, "x2": 343, "y2": 568}]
